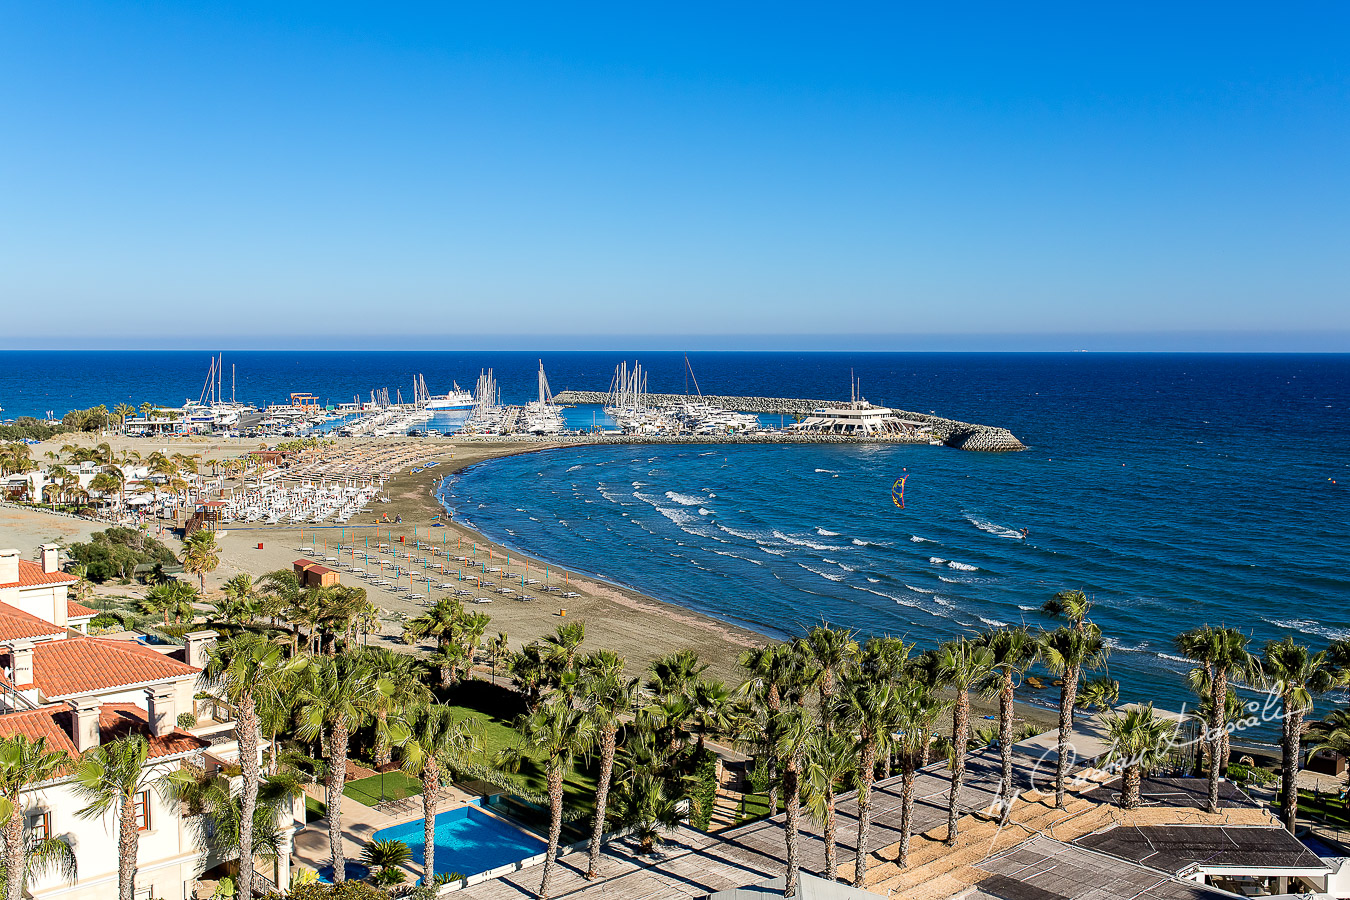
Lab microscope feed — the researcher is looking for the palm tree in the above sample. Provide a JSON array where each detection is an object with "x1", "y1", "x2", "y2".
[
  {"x1": 0, "y1": 735, "x2": 74, "y2": 900},
  {"x1": 610, "y1": 768, "x2": 681, "y2": 855},
  {"x1": 113, "y1": 403, "x2": 135, "y2": 434},
  {"x1": 488, "y1": 632, "x2": 510, "y2": 683},
  {"x1": 1104, "y1": 704, "x2": 1177, "y2": 809},
  {"x1": 1175, "y1": 626, "x2": 1257, "y2": 813},
  {"x1": 508, "y1": 643, "x2": 552, "y2": 712},
  {"x1": 802, "y1": 727, "x2": 853, "y2": 883},
  {"x1": 294, "y1": 652, "x2": 389, "y2": 882},
  {"x1": 181, "y1": 530, "x2": 220, "y2": 591},
  {"x1": 1040, "y1": 623, "x2": 1109, "y2": 808},
  {"x1": 72, "y1": 735, "x2": 150, "y2": 900},
  {"x1": 804, "y1": 623, "x2": 859, "y2": 728},
  {"x1": 402, "y1": 597, "x2": 464, "y2": 650},
  {"x1": 360, "y1": 648, "x2": 432, "y2": 768},
  {"x1": 139, "y1": 579, "x2": 198, "y2": 626},
  {"x1": 836, "y1": 676, "x2": 899, "y2": 888},
  {"x1": 203, "y1": 632, "x2": 301, "y2": 900},
  {"x1": 978, "y1": 627, "x2": 1039, "y2": 823},
  {"x1": 543, "y1": 620, "x2": 587, "y2": 673},
  {"x1": 162, "y1": 765, "x2": 303, "y2": 882},
  {"x1": 219, "y1": 573, "x2": 258, "y2": 621},
  {"x1": 738, "y1": 644, "x2": 800, "y2": 815},
  {"x1": 578, "y1": 650, "x2": 638, "y2": 879},
  {"x1": 513, "y1": 698, "x2": 596, "y2": 900},
  {"x1": 398, "y1": 703, "x2": 479, "y2": 886},
  {"x1": 772, "y1": 705, "x2": 813, "y2": 897},
  {"x1": 1043, "y1": 589, "x2": 1092, "y2": 630},
  {"x1": 1262, "y1": 636, "x2": 1336, "y2": 832},
  {"x1": 937, "y1": 637, "x2": 996, "y2": 845},
  {"x1": 893, "y1": 681, "x2": 948, "y2": 868},
  {"x1": 0, "y1": 828, "x2": 76, "y2": 900},
  {"x1": 1075, "y1": 676, "x2": 1120, "y2": 714}
]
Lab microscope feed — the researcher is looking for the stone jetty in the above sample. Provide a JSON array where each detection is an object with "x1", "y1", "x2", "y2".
[{"x1": 550, "y1": 391, "x2": 1024, "y2": 451}]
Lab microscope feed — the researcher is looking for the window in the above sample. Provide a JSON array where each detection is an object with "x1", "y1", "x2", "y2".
[
  {"x1": 27, "y1": 811, "x2": 50, "y2": 840},
  {"x1": 134, "y1": 791, "x2": 151, "y2": 831}
]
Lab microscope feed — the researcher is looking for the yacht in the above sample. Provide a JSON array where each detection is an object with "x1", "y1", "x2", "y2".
[{"x1": 416, "y1": 374, "x2": 476, "y2": 411}]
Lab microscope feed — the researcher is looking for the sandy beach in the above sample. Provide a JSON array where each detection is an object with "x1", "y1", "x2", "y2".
[{"x1": 5, "y1": 432, "x2": 1057, "y2": 727}]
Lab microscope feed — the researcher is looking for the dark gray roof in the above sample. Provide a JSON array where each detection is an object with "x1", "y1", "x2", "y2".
[
  {"x1": 1081, "y1": 777, "x2": 1258, "y2": 811},
  {"x1": 1075, "y1": 825, "x2": 1329, "y2": 875},
  {"x1": 706, "y1": 872, "x2": 882, "y2": 899},
  {"x1": 972, "y1": 835, "x2": 1238, "y2": 900}
]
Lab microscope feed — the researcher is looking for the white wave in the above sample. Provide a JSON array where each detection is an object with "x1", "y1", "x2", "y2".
[
  {"x1": 699, "y1": 451, "x2": 716, "y2": 456},
  {"x1": 799, "y1": 563, "x2": 845, "y2": 582},
  {"x1": 665, "y1": 491, "x2": 704, "y2": 506},
  {"x1": 867, "y1": 577, "x2": 881, "y2": 583},
  {"x1": 910, "y1": 535, "x2": 935, "y2": 543},
  {"x1": 964, "y1": 513, "x2": 1023, "y2": 539},
  {"x1": 632, "y1": 481, "x2": 647, "y2": 488},
  {"x1": 698, "y1": 507, "x2": 713, "y2": 516},
  {"x1": 712, "y1": 550, "x2": 763, "y2": 566},
  {"x1": 1265, "y1": 618, "x2": 1350, "y2": 641},
  {"x1": 656, "y1": 507, "x2": 699, "y2": 526},
  {"x1": 1018, "y1": 604, "x2": 1036, "y2": 611},
  {"x1": 719, "y1": 525, "x2": 765, "y2": 542},
  {"x1": 814, "y1": 468, "x2": 837, "y2": 473},
  {"x1": 1157, "y1": 652, "x2": 1192, "y2": 664},
  {"x1": 566, "y1": 464, "x2": 584, "y2": 472},
  {"x1": 837, "y1": 563, "x2": 857, "y2": 572},
  {"x1": 938, "y1": 575, "x2": 966, "y2": 584},
  {"x1": 929, "y1": 557, "x2": 948, "y2": 565},
  {"x1": 932, "y1": 596, "x2": 955, "y2": 608},
  {"x1": 978, "y1": 616, "x2": 1008, "y2": 627},
  {"x1": 816, "y1": 528, "x2": 841, "y2": 536},
  {"x1": 905, "y1": 584, "x2": 936, "y2": 594},
  {"x1": 947, "y1": 561, "x2": 979, "y2": 572},
  {"x1": 760, "y1": 547, "x2": 789, "y2": 557},
  {"x1": 772, "y1": 530, "x2": 845, "y2": 551},
  {"x1": 852, "y1": 538, "x2": 890, "y2": 548}
]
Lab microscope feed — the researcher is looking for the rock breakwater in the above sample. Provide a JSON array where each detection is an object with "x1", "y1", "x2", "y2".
[{"x1": 550, "y1": 391, "x2": 1024, "y2": 451}]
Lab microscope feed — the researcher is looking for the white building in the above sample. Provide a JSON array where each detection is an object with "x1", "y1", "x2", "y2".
[{"x1": 0, "y1": 545, "x2": 297, "y2": 900}]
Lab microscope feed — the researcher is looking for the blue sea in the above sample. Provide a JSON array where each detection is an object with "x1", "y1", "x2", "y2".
[{"x1": 3, "y1": 351, "x2": 1348, "y2": 719}]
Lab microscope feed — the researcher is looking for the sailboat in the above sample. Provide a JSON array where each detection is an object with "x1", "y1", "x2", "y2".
[{"x1": 523, "y1": 361, "x2": 565, "y2": 435}]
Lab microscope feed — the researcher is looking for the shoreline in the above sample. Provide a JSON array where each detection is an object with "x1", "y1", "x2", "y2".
[{"x1": 4, "y1": 433, "x2": 1056, "y2": 728}]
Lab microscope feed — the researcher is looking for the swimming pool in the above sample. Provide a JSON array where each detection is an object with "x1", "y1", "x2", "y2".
[{"x1": 373, "y1": 806, "x2": 548, "y2": 878}]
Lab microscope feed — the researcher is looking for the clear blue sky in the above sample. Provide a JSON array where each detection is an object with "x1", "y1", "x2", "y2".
[{"x1": 1, "y1": 2, "x2": 1346, "y2": 350}]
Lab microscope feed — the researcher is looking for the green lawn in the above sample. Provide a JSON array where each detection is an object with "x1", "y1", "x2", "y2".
[
  {"x1": 737, "y1": 793, "x2": 771, "y2": 823},
  {"x1": 305, "y1": 795, "x2": 328, "y2": 822},
  {"x1": 441, "y1": 679, "x2": 599, "y2": 814},
  {"x1": 1285, "y1": 788, "x2": 1350, "y2": 827},
  {"x1": 344, "y1": 772, "x2": 424, "y2": 807}
]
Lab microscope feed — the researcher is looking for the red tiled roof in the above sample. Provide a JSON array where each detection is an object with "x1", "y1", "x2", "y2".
[
  {"x1": 0, "y1": 560, "x2": 79, "y2": 589},
  {"x1": 21, "y1": 636, "x2": 199, "y2": 698},
  {"x1": 0, "y1": 703, "x2": 208, "y2": 762},
  {"x1": 0, "y1": 601, "x2": 66, "y2": 643},
  {"x1": 67, "y1": 600, "x2": 99, "y2": 619},
  {"x1": 293, "y1": 559, "x2": 315, "y2": 569}
]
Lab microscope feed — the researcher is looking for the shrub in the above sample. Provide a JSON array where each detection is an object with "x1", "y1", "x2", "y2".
[
  {"x1": 264, "y1": 881, "x2": 387, "y2": 900},
  {"x1": 177, "y1": 712, "x2": 197, "y2": 730},
  {"x1": 67, "y1": 527, "x2": 177, "y2": 582},
  {"x1": 686, "y1": 747, "x2": 718, "y2": 831}
]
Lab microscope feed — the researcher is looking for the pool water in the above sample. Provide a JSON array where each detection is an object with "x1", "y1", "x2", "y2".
[{"x1": 373, "y1": 806, "x2": 548, "y2": 878}]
